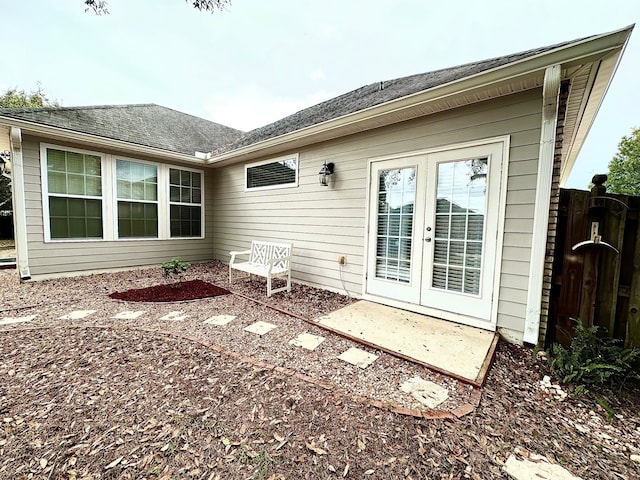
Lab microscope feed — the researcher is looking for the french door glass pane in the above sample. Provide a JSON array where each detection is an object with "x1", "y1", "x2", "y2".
[
  {"x1": 375, "y1": 167, "x2": 415, "y2": 283},
  {"x1": 431, "y1": 158, "x2": 487, "y2": 295}
]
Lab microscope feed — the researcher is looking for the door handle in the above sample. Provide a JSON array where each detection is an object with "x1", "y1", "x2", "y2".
[{"x1": 425, "y1": 237, "x2": 432, "y2": 242}]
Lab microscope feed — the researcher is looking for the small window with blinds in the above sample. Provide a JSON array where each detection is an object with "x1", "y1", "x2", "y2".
[{"x1": 245, "y1": 154, "x2": 298, "y2": 191}]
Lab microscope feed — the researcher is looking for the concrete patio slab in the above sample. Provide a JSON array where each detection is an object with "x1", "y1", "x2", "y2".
[
  {"x1": 0, "y1": 315, "x2": 37, "y2": 325},
  {"x1": 111, "y1": 310, "x2": 146, "y2": 320},
  {"x1": 59, "y1": 310, "x2": 96, "y2": 320},
  {"x1": 316, "y1": 301, "x2": 497, "y2": 384},
  {"x1": 400, "y1": 376, "x2": 449, "y2": 409},
  {"x1": 338, "y1": 347, "x2": 378, "y2": 369},
  {"x1": 289, "y1": 333, "x2": 325, "y2": 351},
  {"x1": 204, "y1": 314, "x2": 237, "y2": 326},
  {"x1": 504, "y1": 451, "x2": 582, "y2": 479},
  {"x1": 244, "y1": 321, "x2": 277, "y2": 336},
  {"x1": 159, "y1": 311, "x2": 188, "y2": 321}
]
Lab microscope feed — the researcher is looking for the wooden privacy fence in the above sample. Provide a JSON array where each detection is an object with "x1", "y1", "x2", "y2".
[{"x1": 548, "y1": 177, "x2": 640, "y2": 348}]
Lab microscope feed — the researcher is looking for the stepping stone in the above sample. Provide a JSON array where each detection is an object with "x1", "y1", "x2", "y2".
[
  {"x1": 0, "y1": 315, "x2": 37, "y2": 325},
  {"x1": 504, "y1": 450, "x2": 583, "y2": 479},
  {"x1": 59, "y1": 310, "x2": 96, "y2": 320},
  {"x1": 203, "y1": 314, "x2": 236, "y2": 326},
  {"x1": 338, "y1": 347, "x2": 378, "y2": 369},
  {"x1": 159, "y1": 311, "x2": 188, "y2": 321},
  {"x1": 400, "y1": 377, "x2": 449, "y2": 409},
  {"x1": 111, "y1": 310, "x2": 146, "y2": 320},
  {"x1": 289, "y1": 333, "x2": 325, "y2": 351},
  {"x1": 244, "y1": 321, "x2": 277, "y2": 336}
]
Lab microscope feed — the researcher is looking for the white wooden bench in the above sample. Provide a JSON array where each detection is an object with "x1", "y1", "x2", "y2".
[{"x1": 229, "y1": 240, "x2": 293, "y2": 297}]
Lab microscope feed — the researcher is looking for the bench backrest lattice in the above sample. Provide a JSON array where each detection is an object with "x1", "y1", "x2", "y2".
[
  {"x1": 229, "y1": 240, "x2": 293, "y2": 297},
  {"x1": 251, "y1": 242, "x2": 290, "y2": 271}
]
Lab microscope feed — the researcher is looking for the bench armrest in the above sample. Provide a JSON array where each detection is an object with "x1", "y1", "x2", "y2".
[
  {"x1": 229, "y1": 249, "x2": 251, "y2": 265},
  {"x1": 267, "y1": 254, "x2": 291, "y2": 273}
]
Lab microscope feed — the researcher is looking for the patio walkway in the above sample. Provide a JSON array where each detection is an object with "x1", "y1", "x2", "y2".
[{"x1": 316, "y1": 301, "x2": 499, "y2": 385}]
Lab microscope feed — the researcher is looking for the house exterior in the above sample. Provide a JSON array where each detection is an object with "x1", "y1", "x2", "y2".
[{"x1": 0, "y1": 26, "x2": 633, "y2": 345}]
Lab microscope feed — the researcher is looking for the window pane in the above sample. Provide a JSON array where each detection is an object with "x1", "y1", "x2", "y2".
[
  {"x1": 192, "y1": 172, "x2": 201, "y2": 188},
  {"x1": 67, "y1": 174, "x2": 85, "y2": 195},
  {"x1": 117, "y1": 160, "x2": 156, "y2": 201},
  {"x1": 48, "y1": 172, "x2": 67, "y2": 194},
  {"x1": 118, "y1": 201, "x2": 158, "y2": 238},
  {"x1": 49, "y1": 197, "x2": 102, "y2": 239},
  {"x1": 169, "y1": 168, "x2": 180, "y2": 185},
  {"x1": 431, "y1": 158, "x2": 487, "y2": 295},
  {"x1": 85, "y1": 156, "x2": 101, "y2": 176},
  {"x1": 46, "y1": 148, "x2": 104, "y2": 240},
  {"x1": 374, "y1": 166, "x2": 415, "y2": 283},
  {"x1": 47, "y1": 149, "x2": 66, "y2": 172},
  {"x1": 85, "y1": 176, "x2": 101, "y2": 196},
  {"x1": 246, "y1": 157, "x2": 297, "y2": 189},
  {"x1": 66, "y1": 152, "x2": 84, "y2": 174},
  {"x1": 170, "y1": 186, "x2": 181, "y2": 202},
  {"x1": 169, "y1": 169, "x2": 202, "y2": 237},
  {"x1": 170, "y1": 205, "x2": 201, "y2": 237}
]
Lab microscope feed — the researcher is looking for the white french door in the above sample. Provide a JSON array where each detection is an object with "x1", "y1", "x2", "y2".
[{"x1": 366, "y1": 141, "x2": 505, "y2": 327}]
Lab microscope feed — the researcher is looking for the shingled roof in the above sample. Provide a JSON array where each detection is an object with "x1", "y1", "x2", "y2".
[
  {"x1": 216, "y1": 35, "x2": 593, "y2": 154},
  {"x1": 0, "y1": 104, "x2": 243, "y2": 156}
]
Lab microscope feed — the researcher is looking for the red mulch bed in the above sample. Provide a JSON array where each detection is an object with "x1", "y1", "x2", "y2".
[{"x1": 109, "y1": 279, "x2": 230, "y2": 302}]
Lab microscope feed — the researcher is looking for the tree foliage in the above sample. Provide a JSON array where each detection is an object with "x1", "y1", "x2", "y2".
[
  {"x1": 606, "y1": 127, "x2": 640, "y2": 196},
  {"x1": 84, "y1": 0, "x2": 231, "y2": 15},
  {"x1": 0, "y1": 86, "x2": 58, "y2": 110},
  {"x1": 0, "y1": 86, "x2": 59, "y2": 210}
]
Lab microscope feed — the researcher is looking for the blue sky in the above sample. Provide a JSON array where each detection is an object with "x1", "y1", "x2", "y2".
[{"x1": 1, "y1": 0, "x2": 639, "y2": 189}]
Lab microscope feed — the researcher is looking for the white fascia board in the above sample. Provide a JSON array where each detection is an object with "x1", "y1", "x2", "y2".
[
  {"x1": 560, "y1": 39, "x2": 631, "y2": 184},
  {"x1": 208, "y1": 26, "x2": 633, "y2": 166},
  {"x1": 0, "y1": 117, "x2": 205, "y2": 166}
]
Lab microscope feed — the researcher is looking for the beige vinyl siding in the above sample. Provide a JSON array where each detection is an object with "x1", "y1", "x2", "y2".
[
  {"x1": 213, "y1": 89, "x2": 543, "y2": 334},
  {"x1": 22, "y1": 136, "x2": 214, "y2": 277}
]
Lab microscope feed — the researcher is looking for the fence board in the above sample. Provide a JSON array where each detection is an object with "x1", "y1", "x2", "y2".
[{"x1": 548, "y1": 184, "x2": 640, "y2": 347}]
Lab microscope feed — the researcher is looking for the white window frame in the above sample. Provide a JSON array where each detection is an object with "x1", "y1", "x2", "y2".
[
  {"x1": 41, "y1": 143, "x2": 108, "y2": 243},
  {"x1": 245, "y1": 153, "x2": 299, "y2": 192},
  {"x1": 168, "y1": 165, "x2": 205, "y2": 239},
  {"x1": 114, "y1": 156, "x2": 161, "y2": 240},
  {"x1": 40, "y1": 143, "x2": 205, "y2": 242}
]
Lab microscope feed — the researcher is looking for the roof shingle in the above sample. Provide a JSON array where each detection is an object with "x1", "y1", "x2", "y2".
[
  {"x1": 216, "y1": 35, "x2": 592, "y2": 154},
  {"x1": 0, "y1": 104, "x2": 243, "y2": 155}
]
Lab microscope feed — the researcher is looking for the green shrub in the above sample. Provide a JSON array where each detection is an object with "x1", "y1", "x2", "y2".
[
  {"x1": 548, "y1": 322, "x2": 640, "y2": 389},
  {"x1": 161, "y1": 257, "x2": 190, "y2": 278}
]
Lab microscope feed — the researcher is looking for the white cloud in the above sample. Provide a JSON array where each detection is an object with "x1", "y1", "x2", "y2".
[
  {"x1": 204, "y1": 86, "x2": 333, "y2": 132},
  {"x1": 310, "y1": 69, "x2": 326, "y2": 81}
]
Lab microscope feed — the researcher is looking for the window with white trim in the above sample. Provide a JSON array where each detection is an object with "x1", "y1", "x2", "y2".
[
  {"x1": 245, "y1": 154, "x2": 298, "y2": 191},
  {"x1": 116, "y1": 159, "x2": 158, "y2": 238},
  {"x1": 169, "y1": 168, "x2": 202, "y2": 237},
  {"x1": 46, "y1": 148, "x2": 104, "y2": 239},
  {"x1": 41, "y1": 144, "x2": 205, "y2": 242}
]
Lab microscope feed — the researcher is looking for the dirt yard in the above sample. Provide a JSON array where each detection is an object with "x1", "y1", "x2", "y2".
[{"x1": 1, "y1": 263, "x2": 639, "y2": 479}]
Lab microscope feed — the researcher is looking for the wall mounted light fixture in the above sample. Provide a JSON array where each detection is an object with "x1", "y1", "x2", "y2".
[{"x1": 318, "y1": 160, "x2": 334, "y2": 186}]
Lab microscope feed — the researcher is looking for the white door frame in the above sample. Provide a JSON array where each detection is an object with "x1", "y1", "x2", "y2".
[{"x1": 362, "y1": 136, "x2": 510, "y2": 331}]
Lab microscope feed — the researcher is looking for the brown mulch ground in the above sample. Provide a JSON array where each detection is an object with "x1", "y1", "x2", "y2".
[
  {"x1": 1, "y1": 263, "x2": 640, "y2": 479},
  {"x1": 109, "y1": 280, "x2": 231, "y2": 302}
]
